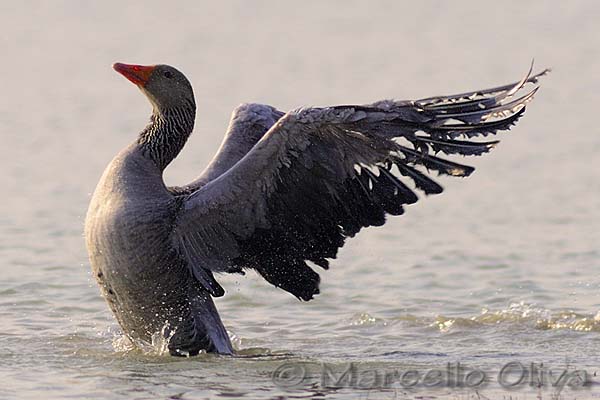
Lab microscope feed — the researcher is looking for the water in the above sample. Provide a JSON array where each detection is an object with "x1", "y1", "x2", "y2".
[{"x1": 1, "y1": 1, "x2": 599, "y2": 399}]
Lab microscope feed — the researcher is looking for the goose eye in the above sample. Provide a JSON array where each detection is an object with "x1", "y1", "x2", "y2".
[{"x1": 163, "y1": 71, "x2": 173, "y2": 79}]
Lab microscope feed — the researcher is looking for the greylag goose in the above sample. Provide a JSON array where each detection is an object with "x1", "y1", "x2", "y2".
[{"x1": 85, "y1": 62, "x2": 547, "y2": 356}]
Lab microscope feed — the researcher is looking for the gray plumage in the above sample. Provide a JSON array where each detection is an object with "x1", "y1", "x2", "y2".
[{"x1": 85, "y1": 62, "x2": 548, "y2": 355}]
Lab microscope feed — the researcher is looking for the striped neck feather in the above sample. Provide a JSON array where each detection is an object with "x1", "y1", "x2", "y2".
[{"x1": 138, "y1": 101, "x2": 196, "y2": 170}]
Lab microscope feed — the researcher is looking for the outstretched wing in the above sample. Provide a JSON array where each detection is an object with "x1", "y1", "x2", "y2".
[
  {"x1": 173, "y1": 67, "x2": 548, "y2": 300},
  {"x1": 169, "y1": 103, "x2": 284, "y2": 195}
]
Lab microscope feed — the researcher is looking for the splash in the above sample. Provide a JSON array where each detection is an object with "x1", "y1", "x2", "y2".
[
  {"x1": 109, "y1": 322, "x2": 177, "y2": 356},
  {"x1": 149, "y1": 324, "x2": 177, "y2": 356},
  {"x1": 432, "y1": 302, "x2": 600, "y2": 333},
  {"x1": 109, "y1": 324, "x2": 242, "y2": 356},
  {"x1": 111, "y1": 333, "x2": 135, "y2": 353},
  {"x1": 228, "y1": 330, "x2": 243, "y2": 350},
  {"x1": 348, "y1": 312, "x2": 387, "y2": 326}
]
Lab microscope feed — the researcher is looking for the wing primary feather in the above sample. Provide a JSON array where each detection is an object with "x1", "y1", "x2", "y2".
[
  {"x1": 397, "y1": 146, "x2": 475, "y2": 177},
  {"x1": 362, "y1": 168, "x2": 405, "y2": 215},
  {"x1": 433, "y1": 87, "x2": 538, "y2": 123},
  {"x1": 426, "y1": 106, "x2": 526, "y2": 138},
  {"x1": 414, "y1": 136, "x2": 499, "y2": 156},
  {"x1": 377, "y1": 167, "x2": 419, "y2": 204},
  {"x1": 419, "y1": 63, "x2": 534, "y2": 113},
  {"x1": 416, "y1": 65, "x2": 549, "y2": 107},
  {"x1": 394, "y1": 163, "x2": 444, "y2": 195}
]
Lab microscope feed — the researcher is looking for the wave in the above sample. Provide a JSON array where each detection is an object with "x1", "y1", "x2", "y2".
[{"x1": 432, "y1": 302, "x2": 600, "y2": 333}]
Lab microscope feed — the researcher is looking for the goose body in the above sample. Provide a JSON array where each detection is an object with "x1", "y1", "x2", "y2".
[
  {"x1": 86, "y1": 144, "x2": 232, "y2": 355},
  {"x1": 85, "y1": 62, "x2": 547, "y2": 355}
]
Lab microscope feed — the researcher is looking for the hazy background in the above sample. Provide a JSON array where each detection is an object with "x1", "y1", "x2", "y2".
[{"x1": 1, "y1": 1, "x2": 599, "y2": 399}]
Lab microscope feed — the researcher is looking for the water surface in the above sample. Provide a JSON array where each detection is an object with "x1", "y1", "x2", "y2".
[{"x1": 1, "y1": 1, "x2": 599, "y2": 399}]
